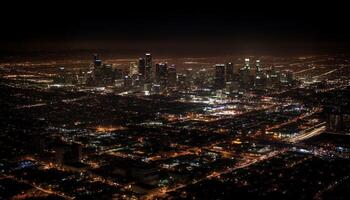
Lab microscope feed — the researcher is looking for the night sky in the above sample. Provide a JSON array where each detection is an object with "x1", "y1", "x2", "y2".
[{"x1": 1, "y1": 1, "x2": 350, "y2": 57}]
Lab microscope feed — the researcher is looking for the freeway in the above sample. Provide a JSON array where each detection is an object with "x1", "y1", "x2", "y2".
[
  {"x1": 312, "y1": 66, "x2": 345, "y2": 80},
  {"x1": 286, "y1": 122, "x2": 326, "y2": 143}
]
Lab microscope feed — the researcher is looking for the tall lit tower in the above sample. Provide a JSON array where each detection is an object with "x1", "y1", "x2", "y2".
[
  {"x1": 93, "y1": 54, "x2": 102, "y2": 67},
  {"x1": 214, "y1": 64, "x2": 225, "y2": 89},
  {"x1": 226, "y1": 62, "x2": 234, "y2": 82},
  {"x1": 244, "y1": 58, "x2": 250, "y2": 70},
  {"x1": 129, "y1": 62, "x2": 138, "y2": 76},
  {"x1": 255, "y1": 60, "x2": 261, "y2": 73},
  {"x1": 168, "y1": 64, "x2": 177, "y2": 88},
  {"x1": 155, "y1": 62, "x2": 168, "y2": 89},
  {"x1": 145, "y1": 53, "x2": 152, "y2": 83},
  {"x1": 254, "y1": 59, "x2": 266, "y2": 90},
  {"x1": 138, "y1": 57, "x2": 146, "y2": 83},
  {"x1": 240, "y1": 58, "x2": 251, "y2": 89}
]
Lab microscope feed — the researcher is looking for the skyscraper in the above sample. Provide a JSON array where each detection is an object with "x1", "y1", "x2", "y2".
[
  {"x1": 145, "y1": 53, "x2": 152, "y2": 83},
  {"x1": 124, "y1": 75, "x2": 132, "y2": 88},
  {"x1": 138, "y1": 58, "x2": 146, "y2": 79},
  {"x1": 266, "y1": 66, "x2": 280, "y2": 89},
  {"x1": 214, "y1": 64, "x2": 225, "y2": 89},
  {"x1": 244, "y1": 58, "x2": 250, "y2": 70},
  {"x1": 177, "y1": 74, "x2": 187, "y2": 90},
  {"x1": 240, "y1": 58, "x2": 251, "y2": 89},
  {"x1": 129, "y1": 62, "x2": 138, "y2": 76},
  {"x1": 185, "y1": 68, "x2": 194, "y2": 89},
  {"x1": 254, "y1": 59, "x2": 266, "y2": 90},
  {"x1": 93, "y1": 54, "x2": 102, "y2": 67},
  {"x1": 255, "y1": 60, "x2": 261, "y2": 74},
  {"x1": 155, "y1": 62, "x2": 168, "y2": 89},
  {"x1": 226, "y1": 62, "x2": 234, "y2": 82},
  {"x1": 168, "y1": 64, "x2": 177, "y2": 88}
]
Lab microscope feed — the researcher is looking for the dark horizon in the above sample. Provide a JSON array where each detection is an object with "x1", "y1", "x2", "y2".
[{"x1": 1, "y1": 1, "x2": 350, "y2": 57}]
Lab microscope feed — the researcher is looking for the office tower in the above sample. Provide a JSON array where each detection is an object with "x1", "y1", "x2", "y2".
[
  {"x1": 93, "y1": 54, "x2": 102, "y2": 67},
  {"x1": 226, "y1": 62, "x2": 234, "y2": 82},
  {"x1": 145, "y1": 53, "x2": 152, "y2": 67},
  {"x1": 230, "y1": 81, "x2": 240, "y2": 94},
  {"x1": 254, "y1": 75, "x2": 266, "y2": 91},
  {"x1": 214, "y1": 64, "x2": 225, "y2": 89},
  {"x1": 155, "y1": 62, "x2": 168, "y2": 89},
  {"x1": 168, "y1": 64, "x2": 177, "y2": 88},
  {"x1": 239, "y1": 58, "x2": 251, "y2": 89},
  {"x1": 129, "y1": 62, "x2": 138, "y2": 76},
  {"x1": 77, "y1": 69, "x2": 87, "y2": 85},
  {"x1": 177, "y1": 74, "x2": 187, "y2": 90},
  {"x1": 129, "y1": 62, "x2": 139, "y2": 86},
  {"x1": 255, "y1": 60, "x2": 261, "y2": 74},
  {"x1": 185, "y1": 68, "x2": 194, "y2": 89},
  {"x1": 145, "y1": 53, "x2": 152, "y2": 83},
  {"x1": 101, "y1": 64, "x2": 114, "y2": 85},
  {"x1": 195, "y1": 68, "x2": 209, "y2": 88},
  {"x1": 92, "y1": 54, "x2": 115, "y2": 86},
  {"x1": 155, "y1": 63, "x2": 163, "y2": 83},
  {"x1": 225, "y1": 81, "x2": 233, "y2": 94},
  {"x1": 244, "y1": 58, "x2": 250, "y2": 70},
  {"x1": 266, "y1": 66, "x2": 280, "y2": 89},
  {"x1": 124, "y1": 75, "x2": 132, "y2": 88},
  {"x1": 138, "y1": 58, "x2": 146, "y2": 79},
  {"x1": 254, "y1": 59, "x2": 266, "y2": 90}
]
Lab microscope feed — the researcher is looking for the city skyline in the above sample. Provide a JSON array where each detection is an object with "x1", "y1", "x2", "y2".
[{"x1": 1, "y1": 2, "x2": 350, "y2": 200}]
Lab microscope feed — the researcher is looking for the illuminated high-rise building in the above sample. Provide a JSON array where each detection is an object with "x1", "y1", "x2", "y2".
[
  {"x1": 239, "y1": 58, "x2": 251, "y2": 89},
  {"x1": 254, "y1": 59, "x2": 266, "y2": 90},
  {"x1": 168, "y1": 64, "x2": 177, "y2": 88},
  {"x1": 129, "y1": 62, "x2": 138, "y2": 76},
  {"x1": 255, "y1": 60, "x2": 261, "y2": 74},
  {"x1": 155, "y1": 62, "x2": 168, "y2": 89},
  {"x1": 138, "y1": 58, "x2": 146, "y2": 78},
  {"x1": 145, "y1": 53, "x2": 152, "y2": 83},
  {"x1": 91, "y1": 54, "x2": 115, "y2": 86},
  {"x1": 124, "y1": 75, "x2": 132, "y2": 88},
  {"x1": 214, "y1": 64, "x2": 225, "y2": 89},
  {"x1": 226, "y1": 62, "x2": 234, "y2": 82},
  {"x1": 195, "y1": 68, "x2": 210, "y2": 88},
  {"x1": 155, "y1": 63, "x2": 162, "y2": 83},
  {"x1": 272, "y1": 67, "x2": 280, "y2": 86},
  {"x1": 177, "y1": 74, "x2": 187, "y2": 90},
  {"x1": 244, "y1": 58, "x2": 250, "y2": 70},
  {"x1": 93, "y1": 54, "x2": 102, "y2": 67},
  {"x1": 129, "y1": 62, "x2": 139, "y2": 86},
  {"x1": 185, "y1": 68, "x2": 194, "y2": 89}
]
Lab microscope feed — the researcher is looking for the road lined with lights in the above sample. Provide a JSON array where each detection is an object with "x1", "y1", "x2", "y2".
[
  {"x1": 142, "y1": 149, "x2": 287, "y2": 200},
  {"x1": 286, "y1": 123, "x2": 326, "y2": 143}
]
